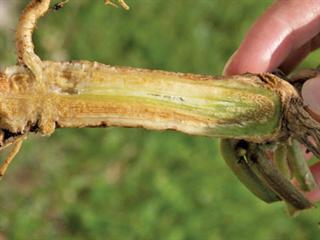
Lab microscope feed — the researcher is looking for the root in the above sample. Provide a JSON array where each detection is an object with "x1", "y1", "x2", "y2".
[
  {"x1": 15, "y1": 0, "x2": 130, "y2": 88},
  {"x1": 15, "y1": 0, "x2": 51, "y2": 87},
  {"x1": 104, "y1": 0, "x2": 130, "y2": 10},
  {"x1": 0, "y1": 140, "x2": 23, "y2": 180}
]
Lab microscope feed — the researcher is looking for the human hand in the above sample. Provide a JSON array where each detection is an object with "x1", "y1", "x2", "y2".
[{"x1": 223, "y1": 0, "x2": 320, "y2": 202}]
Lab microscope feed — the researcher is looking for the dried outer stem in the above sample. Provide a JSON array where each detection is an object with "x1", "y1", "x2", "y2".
[
  {"x1": 220, "y1": 139, "x2": 280, "y2": 203},
  {"x1": 257, "y1": 70, "x2": 320, "y2": 159},
  {"x1": 274, "y1": 142, "x2": 291, "y2": 179},
  {"x1": 283, "y1": 69, "x2": 320, "y2": 158},
  {"x1": 287, "y1": 139, "x2": 319, "y2": 191},
  {"x1": 248, "y1": 147, "x2": 313, "y2": 210}
]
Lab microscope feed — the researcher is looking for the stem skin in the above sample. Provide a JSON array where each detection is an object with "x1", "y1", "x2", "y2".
[
  {"x1": 1, "y1": 61, "x2": 282, "y2": 142},
  {"x1": 248, "y1": 150, "x2": 313, "y2": 210},
  {"x1": 287, "y1": 139, "x2": 319, "y2": 191},
  {"x1": 274, "y1": 143, "x2": 291, "y2": 179}
]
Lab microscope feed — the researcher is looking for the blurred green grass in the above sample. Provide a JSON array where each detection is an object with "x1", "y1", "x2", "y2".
[{"x1": 0, "y1": 0, "x2": 320, "y2": 239}]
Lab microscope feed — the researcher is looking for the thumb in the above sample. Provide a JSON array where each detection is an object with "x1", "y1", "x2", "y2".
[{"x1": 302, "y1": 75, "x2": 320, "y2": 119}]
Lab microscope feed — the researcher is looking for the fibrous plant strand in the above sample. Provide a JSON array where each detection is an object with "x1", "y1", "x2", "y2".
[
  {"x1": 0, "y1": 139, "x2": 23, "y2": 179},
  {"x1": 104, "y1": 0, "x2": 130, "y2": 10}
]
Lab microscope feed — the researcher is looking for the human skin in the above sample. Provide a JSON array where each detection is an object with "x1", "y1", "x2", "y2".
[{"x1": 223, "y1": 0, "x2": 320, "y2": 202}]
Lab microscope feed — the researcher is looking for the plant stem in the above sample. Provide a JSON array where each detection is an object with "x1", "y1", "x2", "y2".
[
  {"x1": 274, "y1": 142, "x2": 291, "y2": 179},
  {"x1": 220, "y1": 139, "x2": 280, "y2": 203},
  {"x1": 48, "y1": 61, "x2": 284, "y2": 141},
  {"x1": 248, "y1": 149, "x2": 313, "y2": 210},
  {"x1": 0, "y1": 61, "x2": 285, "y2": 141},
  {"x1": 287, "y1": 139, "x2": 319, "y2": 191}
]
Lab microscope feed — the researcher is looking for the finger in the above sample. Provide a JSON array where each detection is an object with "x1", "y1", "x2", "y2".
[
  {"x1": 302, "y1": 75, "x2": 320, "y2": 117},
  {"x1": 304, "y1": 162, "x2": 320, "y2": 202},
  {"x1": 280, "y1": 33, "x2": 320, "y2": 73},
  {"x1": 279, "y1": 41, "x2": 312, "y2": 74},
  {"x1": 224, "y1": 0, "x2": 320, "y2": 75}
]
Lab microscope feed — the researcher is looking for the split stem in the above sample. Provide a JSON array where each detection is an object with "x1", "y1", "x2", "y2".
[{"x1": 39, "y1": 61, "x2": 283, "y2": 141}]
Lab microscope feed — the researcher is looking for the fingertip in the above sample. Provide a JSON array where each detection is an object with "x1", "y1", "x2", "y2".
[
  {"x1": 305, "y1": 162, "x2": 320, "y2": 202},
  {"x1": 223, "y1": 48, "x2": 269, "y2": 76},
  {"x1": 302, "y1": 75, "x2": 320, "y2": 116},
  {"x1": 224, "y1": 0, "x2": 320, "y2": 76}
]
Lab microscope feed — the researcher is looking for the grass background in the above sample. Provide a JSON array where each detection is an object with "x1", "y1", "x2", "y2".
[{"x1": 0, "y1": 0, "x2": 320, "y2": 239}]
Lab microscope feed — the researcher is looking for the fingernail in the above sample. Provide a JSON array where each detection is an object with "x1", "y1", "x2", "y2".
[{"x1": 301, "y1": 75, "x2": 320, "y2": 115}]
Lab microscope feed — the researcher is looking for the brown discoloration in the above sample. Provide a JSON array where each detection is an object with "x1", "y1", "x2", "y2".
[{"x1": 56, "y1": 96, "x2": 211, "y2": 125}]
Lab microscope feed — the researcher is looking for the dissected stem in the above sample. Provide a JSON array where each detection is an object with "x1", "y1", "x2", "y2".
[{"x1": 1, "y1": 61, "x2": 285, "y2": 142}]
